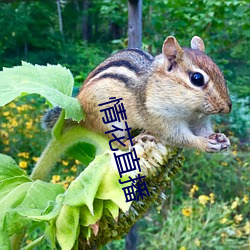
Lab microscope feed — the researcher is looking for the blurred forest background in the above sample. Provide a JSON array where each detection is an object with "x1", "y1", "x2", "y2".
[{"x1": 0, "y1": 0, "x2": 249, "y2": 249}]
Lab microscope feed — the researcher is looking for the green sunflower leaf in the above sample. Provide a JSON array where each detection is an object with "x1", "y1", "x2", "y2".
[{"x1": 0, "y1": 62, "x2": 84, "y2": 122}]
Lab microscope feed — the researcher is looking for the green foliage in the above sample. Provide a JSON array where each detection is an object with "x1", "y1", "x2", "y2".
[
  {"x1": 214, "y1": 97, "x2": 250, "y2": 139},
  {"x1": 61, "y1": 42, "x2": 110, "y2": 86},
  {"x1": 107, "y1": 141, "x2": 250, "y2": 249},
  {"x1": 2, "y1": 76, "x2": 247, "y2": 249},
  {"x1": 0, "y1": 62, "x2": 182, "y2": 249},
  {"x1": 66, "y1": 142, "x2": 96, "y2": 165},
  {"x1": 0, "y1": 0, "x2": 249, "y2": 100},
  {"x1": 0, "y1": 1, "x2": 249, "y2": 249},
  {"x1": 0, "y1": 62, "x2": 84, "y2": 121},
  {"x1": 177, "y1": 147, "x2": 250, "y2": 203},
  {"x1": 142, "y1": 0, "x2": 250, "y2": 99},
  {"x1": 138, "y1": 197, "x2": 249, "y2": 249},
  {"x1": 0, "y1": 154, "x2": 64, "y2": 249},
  {"x1": 0, "y1": 2, "x2": 61, "y2": 65},
  {"x1": 0, "y1": 96, "x2": 48, "y2": 174},
  {"x1": 63, "y1": 153, "x2": 130, "y2": 213},
  {"x1": 134, "y1": 140, "x2": 250, "y2": 249},
  {"x1": 0, "y1": 63, "x2": 126, "y2": 248},
  {"x1": 0, "y1": 112, "x2": 180, "y2": 249}
]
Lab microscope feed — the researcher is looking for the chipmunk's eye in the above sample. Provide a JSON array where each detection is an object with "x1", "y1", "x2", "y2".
[{"x1": 190, "y1": 72, "x2": 204, "y2": 87}]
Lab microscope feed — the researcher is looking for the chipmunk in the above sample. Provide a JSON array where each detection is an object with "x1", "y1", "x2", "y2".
[{"x1": 43, "y1": 36, "x2": 232, "y2": 153}]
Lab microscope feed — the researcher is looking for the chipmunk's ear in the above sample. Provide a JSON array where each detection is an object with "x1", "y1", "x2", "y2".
[
  {"x1": 191, "y1": 36, "x2": 205, "y2": 52},
  {"x1": 162, "y1": 36, "x2": 184, "y2": 63}
]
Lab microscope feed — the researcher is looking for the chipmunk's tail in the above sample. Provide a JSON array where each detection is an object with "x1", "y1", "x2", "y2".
[{"x1": 41, "y1": 106, "x2": 62, "y2": 130}]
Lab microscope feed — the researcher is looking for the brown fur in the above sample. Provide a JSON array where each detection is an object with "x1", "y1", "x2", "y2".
[{"x1": 77, "y1": 36, "x2": 231, "y2": 152}]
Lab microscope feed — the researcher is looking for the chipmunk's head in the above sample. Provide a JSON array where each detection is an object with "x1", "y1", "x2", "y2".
[{"x1": 157, "y1": 36, "x2": 232, "y2": 115}]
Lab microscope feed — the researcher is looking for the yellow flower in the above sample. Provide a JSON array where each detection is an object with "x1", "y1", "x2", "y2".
[
  {"x1": 17, "y1": 106, "x2": 23, "y2": 112},
  {"x1": 235, "y1": 157, "x2": 242, "y2": 163},
  {"x1": 19, "y1": 161, "x2": 28, "y2": 169},
  {"x1": 3, "y1": 138, "x2": 9, "y2": 145},
  {"x1": 243, "y1": 195, "x2": 248, "y2": 204},
  {"x1": 179, "y1": 247, "x2": 186, "y2": 250},
  {"x1": 4, "y1": 147, "x2": 10, "y2": 152},
  {"x1": 231, "y1": 201, "x2": 238, "y2": 209},
  {"x1": 26, "y1": 121, "x2": 33, "y2": 129},
  {"x1": 194, "y1": 238, "x2": 201, "y2": 247},
  {"x1": 9, "y1": 102, "x2": 16, "y2": 108},
  {"x1": 63, "y1": 182, "x2": 69, "y2": 189},
  {"x1": 51, "y1": 175, "x2": 61, "y2": 183},
  {"x1": 198, "y1": 195, "x2": 210, "y2": 206},
  {"x1": 244, "y1": 221, "x2": 250, "y2": 234},
  {"x1": 32, "y1": 157, "x2": 39, "y2": 162},
  {"x1": 220, "y1": 217, "x2": 228, "y2": 224},
  {"x1": 234, "y1": 214, "x2": 243, "y2": 224},
  {"x1": 62, "y1": 160, "x2": 69, "y2": 166},
  {"x1": 75, "y1": 159, "x2": 81, "y2": 165},
  {"x1": 70, "y1": 165, "x2": 77, "y2": 172},
  {"x1": 18, "y1": 152, "x2": 30, "y2": 159},
  {"x1": 231, "y1": 198, "x2": 240, "y2": 209},
  {"x1": 3, "y1": 111, "x2": 9, "y2": 116},
  {"x1": 236, "y1": 229, "x2": 242, "y2": 237},
  {"x1": 182, "y1": 207, "x2": 192, "y2": 217},
  {"x1": 18, "y1": 152, "x2": 23, "y2": 157},
  {"x1": 232, "y1": 150, "x2": 237, "y2": 156},
  {"x1": 66, "y1": 176, "x2": 75, "y2": 182},
  {"x1": 209, "y1": 193, "x2": 215, "y2": 204},
  {"x1": 221, "y1": 232, "x2": 227, "y2": 238},
  {"x1": 11, "y1": 119, "x2": 18, "y2": 127},
  {"x1": 221, "y1": 162, "x2": 228, "y2": 167},
  {"x1": 17, "y1": 105, "x2": 31, "y2": 112},
  {"x1": 0, "y1": 130, "x2": 8, "y2": 138},
  {"x1": 189, "y1": 184, "x2": 199, "y2": 197}
]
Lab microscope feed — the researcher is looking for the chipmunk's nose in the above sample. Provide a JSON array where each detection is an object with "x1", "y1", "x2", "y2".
[{"x1": 219, "y1": 101, "x2": 232, "y2": 114}]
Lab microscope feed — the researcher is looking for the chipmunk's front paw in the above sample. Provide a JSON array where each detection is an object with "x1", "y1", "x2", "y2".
[
  {"x1": 206, "y1": 133, "x2": 230, "y2": 152},
  {"x1": 130, "y1": 133, "x2": 156, "y2": 149},
  {"x1": 125, "y1": 132, "x2": 156, "y2": 151},
  {"x1": 133, "y1": 134, "x2": 156, "y2": 144}
]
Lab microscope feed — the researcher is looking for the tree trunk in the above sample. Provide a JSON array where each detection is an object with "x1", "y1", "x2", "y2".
[
  {"x1": 125, "y1": 223, "x2": 137, "y2": 250},
  {"x1": 82, "y1": 0, "x2": 89, "y2": 41},
  {"x1": 126, "y1": 2, "x2": 142, "y2": 245},
  {"x1": 128, "y1": 0, "x2": 142, "y2": 49},
  {"x1": 56, "y1": 0, "x2": 63, "y2": 36}
]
